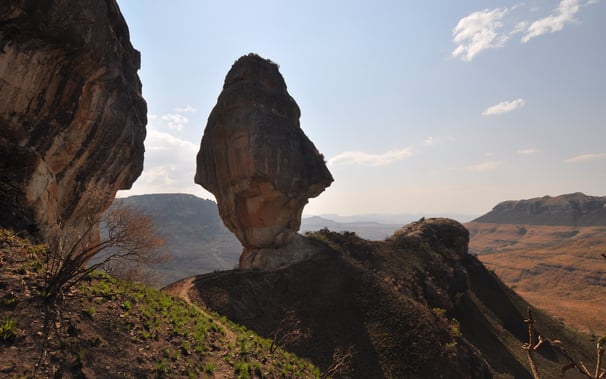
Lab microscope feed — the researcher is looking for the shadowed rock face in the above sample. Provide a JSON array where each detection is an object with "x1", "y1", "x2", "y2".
[
  {"x1": 0, "y1": 1, "x2": 146, "y2": 240},
  {"x1": 195, "y1": 54, "x2": 333, "y2": 263}
]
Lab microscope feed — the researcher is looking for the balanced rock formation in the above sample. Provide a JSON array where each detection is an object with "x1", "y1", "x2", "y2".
[
  {"x1": 0, "y1": 1, "x2": 146, "y2": 241},
  {"x1": 195, "y1": 54, "x2": 333, "y2": 267}
]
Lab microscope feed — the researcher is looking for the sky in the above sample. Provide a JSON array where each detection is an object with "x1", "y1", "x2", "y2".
[{"x1": 116, "y1": 0, "x2": 606, "y2": 218}]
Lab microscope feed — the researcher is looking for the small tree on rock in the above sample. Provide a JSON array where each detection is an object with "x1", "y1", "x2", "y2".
[{"x1": 269, "y1": 308, "x2": 311, "y2": 353}]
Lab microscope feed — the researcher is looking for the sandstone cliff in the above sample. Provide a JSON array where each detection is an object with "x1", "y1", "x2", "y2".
[
  {"x1": 0, "y1": 1, "x2": 146, "y2": 240},
  {"x1": 474, "y1": 193, "x2": 606, "y2": 226},
  {"x1": 195, "y1": 54, "x2": 333, "y2": 266}
]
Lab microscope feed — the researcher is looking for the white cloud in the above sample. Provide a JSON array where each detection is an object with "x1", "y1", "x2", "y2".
[
  {"x1": 565, "y1": 153, "x2": 606, "y2": 163},
  {"x1": 423, "y1": 136, "x2": 435, "y2": 146},
  {"x1": 161, "y1": 113, "x2": 189, "y2": 131},
  {"x1": 145, "y1": 128, "x2": 197, "y2": 151},
  {"x1": 517, "y1": 148, "x2": 538, "y2": 155},
  {"x1": 452, "y1": 8, "x2": 509, "y2": 61},
  {"x1": 521, "y1": 0, "x2": 581, "y2": 43},
  {"x1": 512, "y1": 21, "x2": 530, "y2": 35},
  {"x1": 328, "y1": 148, "x2": 412, "y2": 166},
  {"x1": 452, "y1": 1, "x2": 597, "y2": 59},
  {"x1": 482, "y1": 98, "x2": 525, "y2": 116},
  {"x1": 121, "y1": 119, "x2": 206, "y2": 197},
  {"x1": 139, "y1": 165, "x2": 178, "y2": 186},
  {"x1": 175, "y1": 105, "x2": 197, "y2": 113},
  {"x1": 468, "y1": 160, "x2": 502, "y2": 172}
]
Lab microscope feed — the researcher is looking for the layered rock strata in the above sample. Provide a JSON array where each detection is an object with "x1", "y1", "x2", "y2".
[
  {"x1": 195, "y1": 54, "x2": 333, "y2": 268},
  {"x1": 0, "y1": 1, "x2": 146, "y2": 240},
  {"x1": 473, "y1": 192, "x2": 606, "y2": 226}
]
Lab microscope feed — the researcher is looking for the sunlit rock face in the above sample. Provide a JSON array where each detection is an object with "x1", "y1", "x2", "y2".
[
  {"x1": 195, "y1": 54, "x2": 333, "y2": 266},
  {"x1": 0, "y1": 1, "x2": 146, "y2": 240}
]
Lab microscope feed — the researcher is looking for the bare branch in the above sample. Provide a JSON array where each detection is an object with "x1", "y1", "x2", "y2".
[
  {"x1": 523, "y1": 308, "x2": 541, "y2": 379},
  {"x1": 522, "y1": 308, "x2": 605, "y2": 379},
  {"x1": 320, "y1": 345, "x2": 355, "y2": 379},
  {"x1": 43, "y1": 193, "x2": 170, "y2": 299},
  {"x1": 269, "y1": 309, "x2": 311, "y2": 353}
]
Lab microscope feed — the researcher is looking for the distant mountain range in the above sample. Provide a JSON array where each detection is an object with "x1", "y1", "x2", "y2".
[
  {"x1": 473, "y1": 192, "x2": 606, "y2": 226},
  {"x1": 116, "y1": 193, "x2": 476, "y2": 285},
  {"x1": 467, "y1": 192, "x2": 606, "y2": 335}
]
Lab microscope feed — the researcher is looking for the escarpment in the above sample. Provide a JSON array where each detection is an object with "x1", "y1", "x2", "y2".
[
  {"x1": 473, "y1": 192, "x2": 606, "y2": 226},
  {"x1": 0, "y1": 1, "x2": 146, "y2": 240},
  {"x1": 195, "y1": 53, "x2": 333, "y2": 268}
]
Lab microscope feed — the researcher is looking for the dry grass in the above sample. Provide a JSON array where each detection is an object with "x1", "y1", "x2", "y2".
[{"x1": 467, "y1": 222, "x2": 606, "y2": 335}]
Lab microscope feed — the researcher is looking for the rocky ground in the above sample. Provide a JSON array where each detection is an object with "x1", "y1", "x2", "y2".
[{"x1": 0, "y1": 228, "x2": 320, "y2": 378}]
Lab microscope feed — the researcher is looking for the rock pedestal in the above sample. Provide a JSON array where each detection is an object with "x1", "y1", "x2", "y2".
[{"x1": 195, "y1": 54, "x2": 333, "y2": 267}]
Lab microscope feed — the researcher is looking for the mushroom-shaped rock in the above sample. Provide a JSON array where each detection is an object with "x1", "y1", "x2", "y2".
[{"x1": 195, "y1": 54, "x2": 333, "y2": 259}]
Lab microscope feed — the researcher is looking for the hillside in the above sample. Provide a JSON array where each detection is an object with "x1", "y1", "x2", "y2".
[
  {"x1": 468, "y1": 221, "x2": 606, "y2": 335},
  {"x1": 175, "y1": 218, "x2": 596, "y2": 379},
  {"x1": 473, "y1": 193, "x2": 606, "y2": 226},
  {"x1": 0, "y1": 228, "x2": 320, "y2": 378},
  {"x1": 114, "y1": 194, "x2": 242, "y2": 286},
  {"x1": 112, "y1": 194, "x2": 413, "y2": 285}
]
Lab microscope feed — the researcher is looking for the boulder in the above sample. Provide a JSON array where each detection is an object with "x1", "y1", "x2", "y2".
[
  {"x1": 195, "y1": 54, "x2": 333, "y2": 260},
  {"x1": 0, "y1": 1, "x2": 146, "y2": 241}
]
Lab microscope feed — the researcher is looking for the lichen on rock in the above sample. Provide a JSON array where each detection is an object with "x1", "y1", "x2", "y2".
[{"x1": 195, "y1": 53, "x2": 333, "y2": 267}]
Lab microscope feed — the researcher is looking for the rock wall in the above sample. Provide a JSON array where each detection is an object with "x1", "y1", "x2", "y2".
[
  {"x1": 195, "y1": 54, "x2": 333, "y2": 264},
  {"x1": 0, "y1": 1, "x2": 146, "y2": 240}
]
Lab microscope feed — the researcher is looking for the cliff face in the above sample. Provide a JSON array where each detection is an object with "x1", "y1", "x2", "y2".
[
  {"x1": 0, "y1": 1, "x2": 146, "y2": 240},
  {"x1": 195, "y1": 54, "x2": 333, "y2": 266},
  {"x1": 474, "y1": 193, "x2": 606, "y2": 226}
]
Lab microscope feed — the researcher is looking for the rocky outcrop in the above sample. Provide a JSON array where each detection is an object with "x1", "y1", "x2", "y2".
[
  {"x1": 195, "y1": 54, "x2": 333, "y2": 265},
  {"x1": 0, "y1": 1, "x2": 146, "y2": 240},
  {"x1": 473, "y1": 193, "x2": 606, "y2": 226},
  {"x1": 238, "y1": 233, "x2": 324, "y2": 270},
  {"x1": 181, "y1": 219, "x2": 495, "y2": 378},
  {"x1": 179, "y1": 217, "x2": 595, "y2": 378}
]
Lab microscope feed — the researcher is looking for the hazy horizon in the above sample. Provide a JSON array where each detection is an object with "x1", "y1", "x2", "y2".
[{"x1": 116, "y1": 0, "x2": 606, "y2": 216}]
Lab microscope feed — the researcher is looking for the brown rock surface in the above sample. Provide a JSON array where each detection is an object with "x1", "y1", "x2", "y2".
[
  {"x1": 0, "y1": 1, "x2": 146, "y2": 240},
  {"x1": 195, "y1": 54, "x2": 333, "y2": 260}
]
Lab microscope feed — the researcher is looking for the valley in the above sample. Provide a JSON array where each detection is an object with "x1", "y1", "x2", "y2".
[{"x1": 468, "y1": 221, "x2": 606, "y2": 335}]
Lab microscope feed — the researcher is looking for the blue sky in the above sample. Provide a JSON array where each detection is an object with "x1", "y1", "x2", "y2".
[{"x1": 117, "y1": 0, "x2": 605, "y2": 217}]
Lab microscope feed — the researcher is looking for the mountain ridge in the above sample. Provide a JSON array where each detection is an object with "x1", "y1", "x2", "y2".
[
  {"x1": 174, "y1": 217, "x2": 595, "y2": 378},
  {"x1": 473, "y1": 193, "x2": 606, "y2": 226}
]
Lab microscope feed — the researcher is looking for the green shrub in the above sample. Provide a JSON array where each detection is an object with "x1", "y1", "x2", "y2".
[
  {"x1": 203, "y1": 363, "x2": 216, "y2": 374},
  {"x1": 235, "y1": 361, "x2": 250, "y2": 378},
  {"x1": 0, "y1": 318, "x2": 17, "y2": 342}
]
